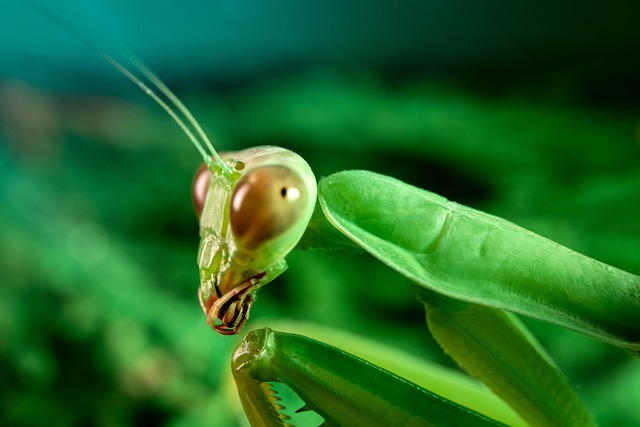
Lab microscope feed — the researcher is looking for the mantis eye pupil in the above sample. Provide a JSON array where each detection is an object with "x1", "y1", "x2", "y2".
[{"x1": 230, "y1": 166, "x2": 308, "y2": 250}]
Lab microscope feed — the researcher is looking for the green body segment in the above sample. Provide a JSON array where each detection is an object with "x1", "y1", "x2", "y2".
[
  {"x1": 415, "y1": 288, "x2": 596, "y2": 427},
  {"x1": 232, "y1": 328, "x2": 506, "y2": 427},
  {"x1": 264, "y1": 320, "x2": 527, "y2": 426},
  {"x1": 318, "y1": 170, "x2": 640, "y2": 350}
]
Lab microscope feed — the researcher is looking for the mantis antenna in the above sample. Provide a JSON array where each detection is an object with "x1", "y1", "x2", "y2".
[{"x1": 27, "y1": 0, "x2": 233, "y2": 178}]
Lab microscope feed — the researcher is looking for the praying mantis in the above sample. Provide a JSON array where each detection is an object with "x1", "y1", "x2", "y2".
[{"x1": 27, "y1": 2, "x2": 640, "y2": 426}]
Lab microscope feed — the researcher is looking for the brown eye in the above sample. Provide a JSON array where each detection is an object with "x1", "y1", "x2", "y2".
[
  {"x1": 230, "y1": 165, "x2": 309, "y2": 250},
  {"x1": 192, "y1": 162, "x2": 211, "y2": 219}
]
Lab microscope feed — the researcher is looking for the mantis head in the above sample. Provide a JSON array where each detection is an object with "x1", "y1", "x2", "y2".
[
  {"x1": 31, "y1": 5, "x2": 318, "y2": 335},
  {"x1": 193, "y1": 146, "x2": 316, "y2": 334}
]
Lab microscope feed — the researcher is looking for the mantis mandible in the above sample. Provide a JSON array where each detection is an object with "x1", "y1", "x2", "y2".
[{"x1": 33, "y1": 2, "x2": 640, "y2": 425}]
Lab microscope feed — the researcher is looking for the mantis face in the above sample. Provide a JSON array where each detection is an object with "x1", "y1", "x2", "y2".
[
  {"x1": 193, "y1": 146, "x2": 316, "y2": 335},
  {"x1": 31, "y1": 3, "x2": 319, "y2": 336}
]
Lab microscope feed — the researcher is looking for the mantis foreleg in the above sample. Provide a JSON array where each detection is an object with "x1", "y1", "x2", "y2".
[
  {"x1": 232, "y1": 328, "x2": 507, "y2": 427},
  {"x1": 318, "y1": 170, "x2": 640, "y2": 351},
  {"x1": 415, "y1": 288, "x2": 596, "y2": 426}
]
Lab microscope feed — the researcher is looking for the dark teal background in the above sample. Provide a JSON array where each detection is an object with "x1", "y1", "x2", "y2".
[
  {"x1": 2, "y1": 0, "x2": 639, "y2": 90},
  {"x1": 1, "y1": 1, "x2": 639, "y2": 426}
]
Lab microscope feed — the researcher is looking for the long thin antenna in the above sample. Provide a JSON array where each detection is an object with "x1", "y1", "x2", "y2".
[
  {"x1": 118, "y1": 48, "x2": 228, "y2": 173},
  {"x1": 27, "y1": 0, "x2": 233, "y2": 176}
]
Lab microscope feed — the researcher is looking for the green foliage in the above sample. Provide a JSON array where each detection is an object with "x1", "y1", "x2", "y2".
[{"x1": 1, "y1": 71, "x2": 639, "y2": 426}]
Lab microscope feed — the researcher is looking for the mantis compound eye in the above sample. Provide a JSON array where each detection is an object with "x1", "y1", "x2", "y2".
[
  {"x1": 192, "y1": 162, "x2": 210, "y2": 219},
  {"x1": 230, "y1": 165, "x2": 309, "y2": 250}
]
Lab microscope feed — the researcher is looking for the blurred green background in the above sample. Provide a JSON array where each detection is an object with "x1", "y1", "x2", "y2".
[{"x1": 1, "y1": 1, "x2": 639, "y2": 426}]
